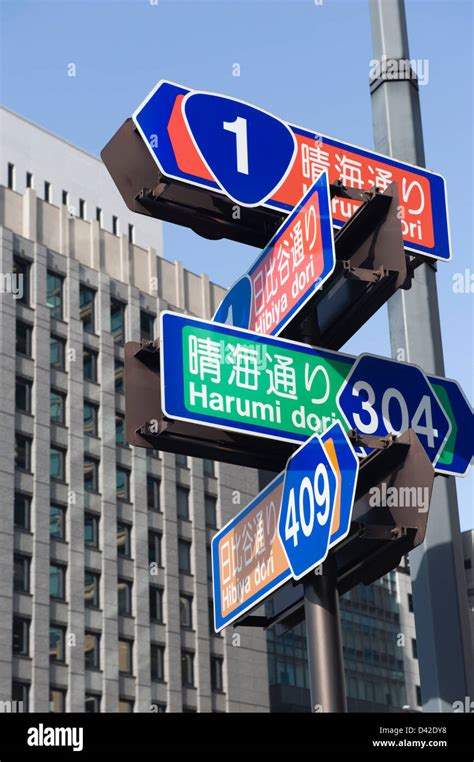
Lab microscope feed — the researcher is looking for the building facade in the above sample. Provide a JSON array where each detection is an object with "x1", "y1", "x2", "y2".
[
  {"x1": 266, "y1": 568, "x2": 422, "y2": 713},
  {"x1": 0, "y1": 107, "x2": 269, "y2": 713},
  {"x1": 461, "y1": 530, "x2": 474, "y2": 652}
]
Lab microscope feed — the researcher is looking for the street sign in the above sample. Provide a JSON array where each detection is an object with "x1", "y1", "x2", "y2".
[
  {"x1": 132, "y1": 80, "x2": 451, "y2": 261},
  {"x1": 211, "y1": 422, "x2": 358, "y2": 630},
  {"x1": 159, "y1": 312, "x2": 471, "y2": 474},
  {"x1": 278, "y1": 423, "x2": 359, "y2": 580},
  {"x1": 213, "y1": 171, "x2": 335, "y2": 336},
  {"x1": 337, "y1": 353, "x2": 451, "y2": 467}
]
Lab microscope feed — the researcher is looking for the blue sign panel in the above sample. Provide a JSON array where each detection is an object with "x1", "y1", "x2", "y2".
[
  {"x1": 278, "y1": 432, "x2": 337, "y2": 580},
  {"x1": 337, "y1": 354, "x2": 451, "y2": 467},
  {"x1": 213, "y1": 172, "x2": 336, "y2": 336},
  {"x1": 133, "y1": 80, "x2": 451, "y2": 261}
]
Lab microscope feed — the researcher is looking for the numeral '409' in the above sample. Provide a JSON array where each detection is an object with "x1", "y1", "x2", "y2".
[{"x1": 284, "y1": 463, "x2": 331, "y2": 548}]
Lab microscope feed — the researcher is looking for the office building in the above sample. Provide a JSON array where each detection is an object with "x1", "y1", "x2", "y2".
[{"x1": 0, "y1": 106, "x2": 269, "y2": 713}]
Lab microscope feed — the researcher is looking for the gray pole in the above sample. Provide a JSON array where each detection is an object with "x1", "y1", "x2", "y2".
[
  {"x1": 368, "y1": 0, "x2": 473, "y2": 710},
  {"x1": 304, "y1": 557, "x2": 347, "y2": 712}
]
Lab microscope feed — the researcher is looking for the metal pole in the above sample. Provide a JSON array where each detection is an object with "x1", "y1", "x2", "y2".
[
  {"x1": 368, "y1": 0, "x2": 473, "y2": 710},
  {"x1": 304, "y1": 557, "x2": 347, "y2": 712}
]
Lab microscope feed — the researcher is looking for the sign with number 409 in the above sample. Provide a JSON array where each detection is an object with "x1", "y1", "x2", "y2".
[{"x1": 278, "y1": 434, "x2": 337, "y2": 580}]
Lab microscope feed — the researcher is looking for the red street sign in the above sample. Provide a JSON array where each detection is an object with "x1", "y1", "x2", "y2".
[{"x1": 132, "y1": 80, "x2": 451, "y2": 261}]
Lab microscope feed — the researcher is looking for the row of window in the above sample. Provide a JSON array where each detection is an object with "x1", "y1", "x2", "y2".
[
  {"x1": 7, "y1": 165, "x2": 134, "y2": 241},
  {"x1": 14, "y1": 257, "x2": 153, "y2": 342},
  {"x1": 15, "y1": 437, "x2": 217, "y2": 524},
  {"x1": 13, "y1": 618, "x2": 224, "y2": 689}
]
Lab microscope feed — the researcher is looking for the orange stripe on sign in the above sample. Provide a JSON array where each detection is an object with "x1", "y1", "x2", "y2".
[
  {"x1": 168, "y1": 94, "x2": 215, "y2": 182},
  {"x1": 323, "y1": 437, "x2": 341, "y2": 537}
]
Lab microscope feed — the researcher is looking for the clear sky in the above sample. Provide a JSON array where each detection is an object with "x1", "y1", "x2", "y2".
[{"x1": 1, "y1": 0, "x2": 472, "y2": 529}]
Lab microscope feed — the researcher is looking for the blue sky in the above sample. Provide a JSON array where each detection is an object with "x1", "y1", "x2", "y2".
[{"x1": 1, "y1": 0, "x2": 472, "y2": 528}]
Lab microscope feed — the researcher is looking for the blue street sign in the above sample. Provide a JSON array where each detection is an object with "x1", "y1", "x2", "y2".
[
  {"x1": 183, "y1": 91, "x2": 297, "y2": 206},
  {"x1": 132, "y1": 80, "x2": 451, "y2": 261},
  {"x1": 320, "y1": 423, "x2": 360, "y2": 550},
  {"x1": 160, "y1": 312, "x2": 471, "y2": 476},
  {"x1": 211, "y1": 421, "x2": 359, "y2": 630},
  {"x1": 278, "y1": 429, "x2": 337, "y2": 580},
  {"x1": 337, "y1": 354, "x2": 451, "y2": 467},
  {"x1": 213, "y1": 172, "x2": 336, "y2": 336}
]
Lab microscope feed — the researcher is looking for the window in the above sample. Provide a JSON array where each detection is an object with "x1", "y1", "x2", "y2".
[
  {"x1": 13, "y1": 256, "x2": 29, "y2": 305},
  {"x1": 176, "y1": 453, "x2": 188, "y2": 468},
  {"x1": 465, "y1": 558, "x2": 472, "y2": 570},
  {"x1": 140, "y1": 311, "x2": 155, "y2": 341},
  {"x1": 211, "y1": 656, "x2": 224, "y2": 692},
  {"x1": 85, "y1": 632, "x2": 100, "y2": 669},
  {"x1": 416, "y1": 685, "x2": 422, "y2": 706},
  {"x1": 112, "y1": 215, "x2": 119, "y2": 236},
  {"x1": 147, "y1": 477, "x2": 161, "y2": 512},
  {"x1": 114, "y1": 357, "x2": 124, "y2": 392},
  {"x1": 49, "y1": 564, "x2": 66, "y2": 600},
  {"x1": 180, "y1": 595, "x2": 193, "y2": 630},
  {"x1": 117, "y1": 523, "x2": 131, "y2": 557},
  {"x1": 13, "y1": 617, "x2": 30, "y2": 656},
  {"x1": 118, "y1": 579, "x2": 132, "y2": 616},
  {"x1": 151, "y1": 644, "x2": 165, "y2": 682},
  {"x1": 203, "y1": 459, "x2": 215, "y2": 477},
  {"x1": 118, "y1": 639, "x2": 133, "y2": 674},
  {"x1": 116, "y1": 414, "x2": 125, "y2": 445},
  {"x1": 84, "y1": 401, "x2": 98, "y2": 436},
  {"x1": 83, "y1": 347, "x2": 98, "y2": 382},
  {"x1": 149, "y1": 587, "x2": 163, "y2": 623},
  {"x1": 84, "y1": 457, "x2": 99, "y2": 492},
  {"x1": 49, "y1": 625, "x2": 66, "y2": 662},
  {"x1": 128, "y1": 224, "x2": 134, "y2": 244},
  {"x1": 79, "y1": 198, "x2": 86, "y2": 219},
  {"x1": 116, "y1": 467, "x2": 130, "y2": 501},
  {"x1": 62, "y1": 190, "x2": 69, "y2": 206},
  {"x1": 14, "y1": 555, "x2": 30, "y2": 593},
  {"x1": 14, "y1": 492, "x2": 31, "y2": 531},
  {"x1": 96, "y1": 207, "x2": 102, "y2": 227},
  {"x1": 47, "y1": 271, "x2": 64, "y2": 320},
  {"x1": 205, "y1": 494, "x2": 217, "y2": 529},
  {"x1": 118, "y1": 699, "x2": 133, "y2": 713},
  {"x1": 16, "y1": 321, "x2": 32, "y2": 357},
  {"x1": 50, "y1": 389, "x2": 66, "y2": 424},
  {"x1": 181, "y1": 651, "x2": 194, "y2": 687},
  {"x1": 85, "y1": 694, "x2": 101, "y2": 713},
  {"x1": 50, "y1": 446, "x2": 66, "y2": 481},
  {"x1": 50, "y1": 335, "x2": 66, "y2": 370},
  {"x1": 84, "y1": 571, "x2": 100, "y2": 609},
  {"x1": 12, "y1": 682, "x2": 29, "y2": 711},
  {"x1": 84, "y1": 513, "x2": 99, "y2": 548},
  {"x1": 80, "y1": 285, "x2": 95, "y2": 333},
  {"x1": 148, "y1": 531, "x2": 162, "y2": 567},
  {"x1": 206, "y1": 545, "x2": 213, "y2": 580},
  {"x1": 110, "y1": 299, "x2": 125, "y2": 344},
  {"x1": 176, "y1": 486, "x2": 189, "y2": 520},
  {"x1": 15, "y1": 433, "x2": 32, "y2": 471},
  {"x1": 412, "y1": 638, "x2": 418, "y2": 659},
  {"x1": 16, "y1": 377, "x2": 32, "y2": 413},
  {"x1": 178, "y1": 540, "x2": 192, "y2": 575},
  {"x1": 7, "y1": 162, "x2": 15, "y2": 189},
  {"x1": 26, "y1": 171, "x2": 33, "y2": 189},
  {"x1": 408, "y1": 593, "x2": 413, "y2": 613},
  {"x1": 50, "y1": 688, "x2": 66, "y2": 713},
  {"x1": 50, "y1": 503, "x2": 66, "y2": 540},
  {"x1": 44, "y1": 181, "x2": 51, "y2": 202}
]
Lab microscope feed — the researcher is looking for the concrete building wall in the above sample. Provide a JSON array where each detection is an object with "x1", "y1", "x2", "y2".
[{"x1": 0, "y1": 108, "x2": 270, "y2": 713}]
